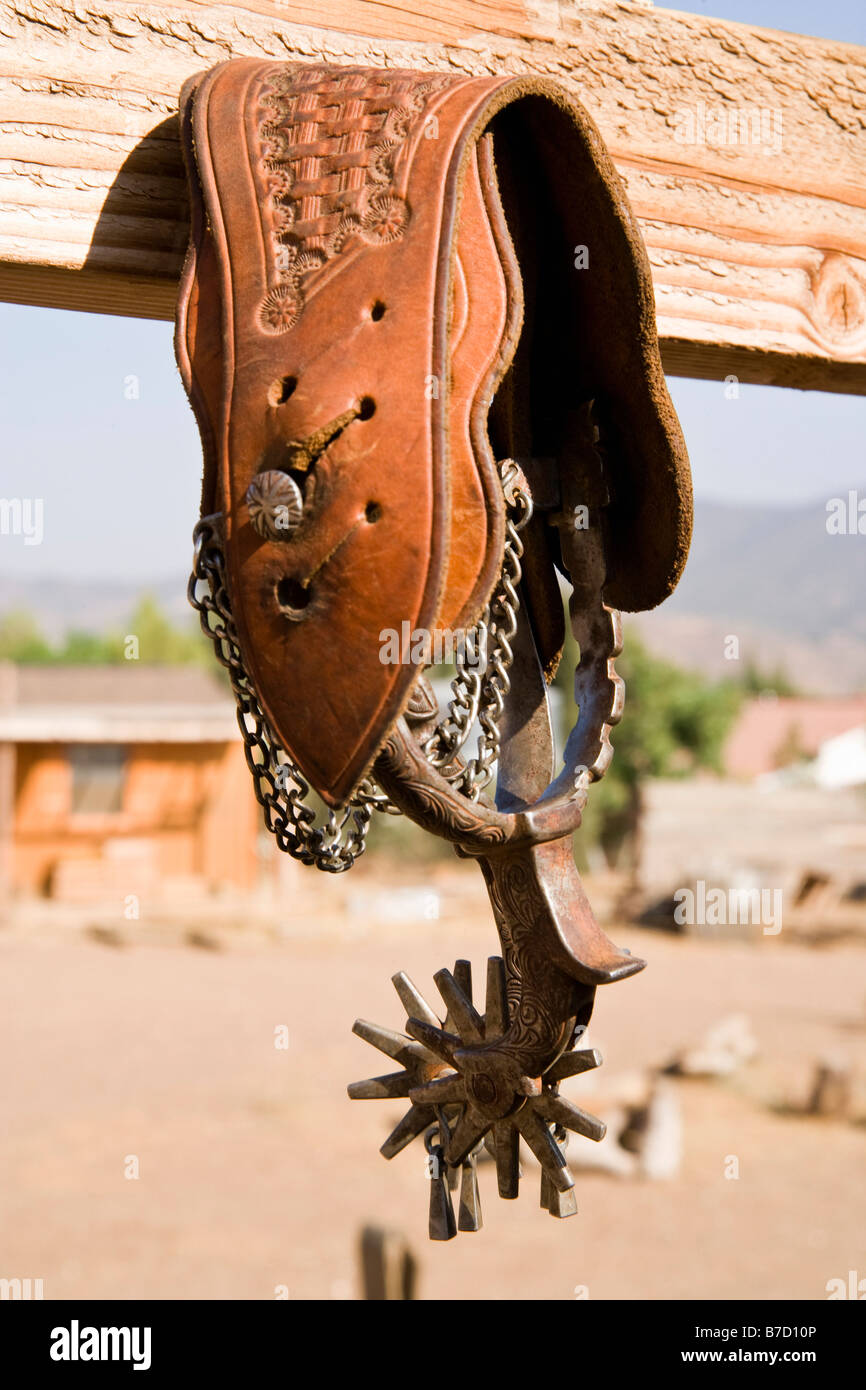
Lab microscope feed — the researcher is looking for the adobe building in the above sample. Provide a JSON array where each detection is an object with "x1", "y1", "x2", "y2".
[{"x1": 0, "y1": 662, "x2": 259, "y2": 909}]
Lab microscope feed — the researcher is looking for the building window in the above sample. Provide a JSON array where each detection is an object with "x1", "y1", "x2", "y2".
[{"x1": 68, "y1": 745, "x2": 127, "y2": 816}]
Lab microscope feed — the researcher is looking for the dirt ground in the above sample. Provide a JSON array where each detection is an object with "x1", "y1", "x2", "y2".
[{"x1": 2, "y1": 887, "x2": 865, "y2": 1302}]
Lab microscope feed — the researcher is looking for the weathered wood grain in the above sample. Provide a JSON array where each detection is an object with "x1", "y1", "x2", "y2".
[{"x1": 1, "y1": 0, "x2": 865, "y2": 390}]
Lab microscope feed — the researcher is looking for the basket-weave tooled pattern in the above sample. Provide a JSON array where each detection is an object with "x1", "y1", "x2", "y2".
[{"x1": 255, "y1": 65, "x2": 457, "y2": 332}]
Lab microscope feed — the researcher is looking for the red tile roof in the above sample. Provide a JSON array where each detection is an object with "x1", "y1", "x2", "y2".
[{"x1": 724, "y1": 697, "x2": 866, "y2": 778}]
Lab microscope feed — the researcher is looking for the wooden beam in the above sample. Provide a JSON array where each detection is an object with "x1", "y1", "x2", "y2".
[{"x1": 1, "y1": 0, "x2": 865, "y2": 391}]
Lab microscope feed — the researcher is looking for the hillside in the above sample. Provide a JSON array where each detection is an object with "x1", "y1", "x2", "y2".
[{"x1": 1, "y1": 496, "x2": 864, "y2": 692}]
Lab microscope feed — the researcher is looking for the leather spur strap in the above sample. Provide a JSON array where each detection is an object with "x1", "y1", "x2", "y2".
[
  {"x1": 177, "y1": 59, "x2": 693, "y2": 1233},
  {"x1": 177, "y1": 58, "x2": 691, "y2": 809}
]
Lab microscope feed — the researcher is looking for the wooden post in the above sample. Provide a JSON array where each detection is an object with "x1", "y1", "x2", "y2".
[
  {"x1": 359, "y1": 1226, "x2": 418, "y2": 1300},
  {"x1": 0, "y1": 1, "x2": 865, "y2": 390}
]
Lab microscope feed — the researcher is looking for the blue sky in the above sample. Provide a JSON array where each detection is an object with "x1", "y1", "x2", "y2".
[
  {"x1": 1, "y1": 0, "x2": 864, "y2": 583},
  {"x1": 670, "y1": 0, "x2": 864, "y2": 44}
]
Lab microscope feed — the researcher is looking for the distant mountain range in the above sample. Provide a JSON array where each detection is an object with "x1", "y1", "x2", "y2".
[
  {"x1": 656, "y1": 497, "x2": 865, "y2": 643},
  {"x1": 629, "y1": 496, "x2": 866, "y2": 694},
  {"x1": 2, "y1": 497, "x2": 864, "y2": 693},
  {"x1": 0, "y1": 575, "x2": 191, "y2": 644}
]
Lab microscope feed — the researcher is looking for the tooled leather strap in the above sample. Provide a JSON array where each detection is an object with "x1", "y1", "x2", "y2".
[
  {"x1": 177, "y1": 59, "x2": 692, "y2": 815},
  {"x1": 178, "y1": 61, "x2": 521, "y2": 806}
]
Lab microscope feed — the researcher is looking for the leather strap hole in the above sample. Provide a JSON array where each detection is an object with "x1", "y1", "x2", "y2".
[
  {"x1": 268, "y1": 375, "x2": 297, "y2": 407},
  {"x1": 276, "y1": 576, "x2": 311, "y2": 618},
  {"x1": 365, "y1": 502, "x2": 382, "y2": 524},
  {"x1": 370, "y1": 301, "x2": 386, "y2": 321},
  {"x1": 358, "y1": 396, "x2": 376, "y2": 421}
]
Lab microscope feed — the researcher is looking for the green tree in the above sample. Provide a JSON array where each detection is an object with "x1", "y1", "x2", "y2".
[
  {"x1": 0, "y1": 595, "x2": 217, "y2": 668},
  {"x1": 60, "y1": 630, "x2": 114, "y2": 664},
  {"x1": 0, "y1": 610, "x2": 54, "y2": 663},
  {"x1": 740, "y1": 658, "x2": 798, "y2": 697},
  {"x1": 115, "y1": 594, "x2": 212, "y2": 666},
  {"x1": 556, "y1": 630, "x2": 742, "y2": 875}
]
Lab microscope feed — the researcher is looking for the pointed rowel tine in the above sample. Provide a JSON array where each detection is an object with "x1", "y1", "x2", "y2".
[
  {"x1": 493, "y1": 1121, "x2": 520, "y2": 1200},
  {"x1": 485, "y1": 957, "x2": 508, "y2": 1039},
  {"x1": 535, "y1": 1092, "x2": 606, "y2": 1142},
  {"x1": 405, "y1": 1018, "x2": 461, "y2": 1065},
  {"x1": 353, "y1": 1019, "x2": 429, "y2": 1068},
  {"x1": 540, "y1": 1166, "x2": 552, "y2": 1212},
  {"x1": 347, "y1": 1071, "x2": 412, "y2": 1100},
  {"x1": 428, "y1": 1151, "x2": 457, "y2": 1241},
  {"x1": 408, "y1": 1073, "x2": 465, "y2": 1108},
  {"x1": 547, "y1": 1048, "x2": 603, "y2": 1082},
  {"x1": 444, "y1": 1107, "x2": 491, "y2": 1166},
  {"x1": 380, "y1": 1105, "x2": 432, "y2": 1159},
  {"x1": 548, "y1": 1185, "x2": 578, "y2": 1219},
  {"x1": 443, "y1": 960, "x2": 472, "y2": 1036},
  {"x1": 453, "y1": 959, "x2": 473, "y2": 1002},
  {"x1": 434, "y1": 969, "x2": 484, "y2": 1045},
  {"x1": 515, "y1": 1110, "x2": 574, "y2": 1193},
  {"x1": 391, "y1": 972, "x2": 441, "y2": 1030},
  {"x1": 542, "y1": 1132, "x2": 578, "y2": 1217},
  {"x1": 458, "y1": 1155, "x2": 483, "y2": 1232}
]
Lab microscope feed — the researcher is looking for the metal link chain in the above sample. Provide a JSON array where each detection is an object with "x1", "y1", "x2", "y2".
[
  {"x1": 187, "y1": 460, "x2": 531, "y2": 871},
  {"x1": 188, "y1": 522, "x2": 378, "y2": 872},
  {"x1": 422, "y1": 459, "x2": 532, "y2": 800}
]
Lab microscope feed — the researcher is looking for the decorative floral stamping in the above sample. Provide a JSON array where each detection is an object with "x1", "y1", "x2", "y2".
[{"x1": 254, "y1": 66, "x2": 455, "y2": 333}]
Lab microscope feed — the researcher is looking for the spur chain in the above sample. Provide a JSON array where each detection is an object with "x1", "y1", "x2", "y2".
[
  {"x1": 422, "y1": 460, "x2": 532, "y2": 800},
  {"x1": 187, "y1": 460, "x2": 530, "y2": 871}
]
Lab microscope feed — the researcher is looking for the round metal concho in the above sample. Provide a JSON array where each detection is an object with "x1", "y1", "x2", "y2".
[{"x1": 245, "y1": 470, "x2": 304, "y2": 541}]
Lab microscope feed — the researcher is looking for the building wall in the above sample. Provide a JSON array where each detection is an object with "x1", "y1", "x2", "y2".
[
  {"x1": 11, "y1": 741, "x2": 258, "y2": 899},
  {"x1": 639, "y1": 776, "x2": 866, "y2": 894}
]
